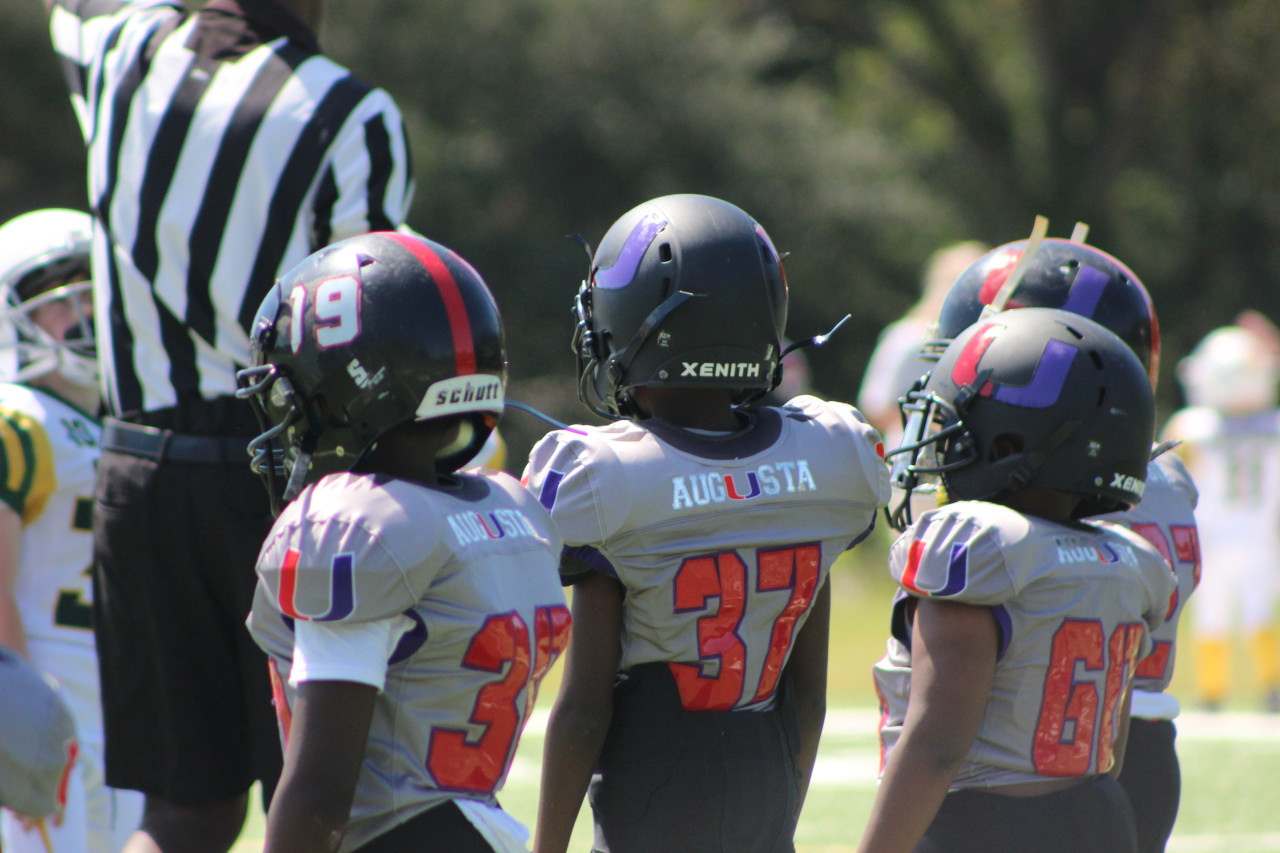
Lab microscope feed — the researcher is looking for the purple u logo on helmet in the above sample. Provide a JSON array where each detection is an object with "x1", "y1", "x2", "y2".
[
  {"x1": 1059, "y1": 264, "x2": 1109, "y2": 318},
  {"x1": 952, "y1": 321, "x2": 1078, "y2": 409},
  {"x1": 594, "y1": 214, "x2": 667, "y2": 290}
]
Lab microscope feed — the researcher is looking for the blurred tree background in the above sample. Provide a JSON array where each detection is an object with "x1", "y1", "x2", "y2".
[{"x1": 5, "y1": 0, "x2": 1280, "y2": 468}]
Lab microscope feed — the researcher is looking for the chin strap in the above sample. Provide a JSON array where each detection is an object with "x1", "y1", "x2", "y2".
[
  {"x1": 281, "y1": 446, "x2": 312, "y2": 504},
  {"x1": 604, "y1": 290, "x2": 701, "y2": 384},
  {"x1": 1004, "y1": 420, "x2": 1080, "y2": 492}
]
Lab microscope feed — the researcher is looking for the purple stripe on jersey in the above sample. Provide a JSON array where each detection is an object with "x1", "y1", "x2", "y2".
[
  {"x1": 936, "y1": 543, "x2": 969, "y2": 597},
  {"x1": 991, "y1": 604, "x2": 1013, "y2": 659},
  {"x1": 388, "y1": 611, "x2": 428, "y2": 664},
  {"x1": 595, "y1": 214, "x2": 666, "y2": 290},
  {"x1": 990, "y1": 339, "x2": 1076, "y2": 409},
  {"x1": 889, "y1": 588, "x2": 913, "y2": 647},
  {"x1": 563, "y1": 544, "x2": 618, "y2": 579},
  {"x1": 1061, "y1": 264, "x2": 1108, "y2": 318},
  {"x1": 539, "y1": 470, "x2": 564, "y2": 510},
  {"x1": 316, "y1": 553, "x2": 355, "y2": 622},
  {"x1": 846, "y1": 517, "x2": 877, "y2": 551}
]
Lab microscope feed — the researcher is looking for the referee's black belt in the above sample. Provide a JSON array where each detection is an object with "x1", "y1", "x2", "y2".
[{"x1": 101, "y1": 418, "x2": 251, "y2": 465}]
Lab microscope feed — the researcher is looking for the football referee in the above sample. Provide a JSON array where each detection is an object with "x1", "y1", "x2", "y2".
[{"x1": 43, "y1": 2, "x2": 413, "y2": 851}]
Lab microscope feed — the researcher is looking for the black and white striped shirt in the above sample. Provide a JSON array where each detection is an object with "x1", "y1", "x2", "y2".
[{"x1": 48, "y1": 0, "x2": 413, "y2": 419}]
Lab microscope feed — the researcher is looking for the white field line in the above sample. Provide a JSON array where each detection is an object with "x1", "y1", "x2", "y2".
[{"x1": 523, "y1": 707, "x2": 1280, "y2": 742}]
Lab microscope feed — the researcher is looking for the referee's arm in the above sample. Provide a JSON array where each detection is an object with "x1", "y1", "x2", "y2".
[{"x1": 45, "y1": 0, "x2": 171, "y2": 135}]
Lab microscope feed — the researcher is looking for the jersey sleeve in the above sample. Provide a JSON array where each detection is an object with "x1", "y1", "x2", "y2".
[
  {"x1": 0, "y1": 405, "x2": 56, "y2": 524},
  {"x1": 523, "y1": 427, "x2": 631, "y2": 584},
  {"x1": 888, "y1": 504, "x2": 1020, "y2": 606},
  {"x1": 791, "y1": 395, "x2": 892, "y2": 511},
  {"x1": 255, "y1": 483, "x2": 432, "y2": 625},
  {"x1": 523, "y1": 428, "x2": 626, "y2": 546},
  {"x1": 290, "y1": 615, "x2": 416, "y2": 689},
  {"x1": 48, "y1": 0, "x2": 179, "y2": 136}
]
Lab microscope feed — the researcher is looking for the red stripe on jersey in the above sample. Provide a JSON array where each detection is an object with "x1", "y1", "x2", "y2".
[
  {"x1": 269, "y1": 658, "x2": 294, "y2": 748},
  {"x1": 280, "y1": 548, "x2": 301, "y2": 620},
  {"x1": 873, "y1": 680, "x2": 889, "y2": 772},
  {"x1": 900, "y1": 538, "x2": 927, "y2": 596},
  {"x1": 56, "y1": 739, "x2": 79, "y2": 809},
  {"x1": 384, "y1": 232, "x2": 476, "y2": 375}
]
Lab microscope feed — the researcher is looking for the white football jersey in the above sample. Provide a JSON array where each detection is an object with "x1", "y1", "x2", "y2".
[
  {"x1": 248, "y1": 469, "x2": 567, "y2": 852},
  {"x1": 873, "y1": 500, "x2": 1174, "y2": 788},
  {"x1": 1094, "y1": 452, "x2": 1200, "y2": 714},
  {"x1": 0, "y1": 384, "x2": 101, "y2": 736},
  {"x1": 523, "y1": 395, "x2": 891, "y2": 712},
  {"x1": 1162, "y1": 406, "x2": 1280, "y2": 552}
]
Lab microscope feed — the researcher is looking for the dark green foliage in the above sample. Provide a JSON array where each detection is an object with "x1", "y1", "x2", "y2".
[{"x1": 6, "y1": 0, "x2": 1280, "y2": 465}]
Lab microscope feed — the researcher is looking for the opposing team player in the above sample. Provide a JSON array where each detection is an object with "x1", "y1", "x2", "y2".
[
  {"x1": 237, "y1": 232, "x2": 569, "y2": 852},
  {"x1": 861, "y1": 307, "x2": 1174, "y2": 853},
  {"x1": 898, "y1": 229, "x2": 1198, "y2": 853},
  {"x1": 0, "y1": 209, "x2": 144, "y2": 853},
  {"x1": 524, "y1": 194, "x2": 891, "y2": 853},
  {"x1": 1164, "y1": 321, "x2": 1280, "y2": 712}
]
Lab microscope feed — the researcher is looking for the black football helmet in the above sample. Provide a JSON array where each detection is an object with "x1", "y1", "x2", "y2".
[
  {"x1": 236, "y1": 231, "x2": 506, "y2": 511},
  {"x1": 572, "y1": 194, "x2": 788, "y2": 419},
  {"x1": 887, "y1": 307, "x2": 1154, "y2": 528},
  {"x1": 922, "y1": 237, "x2": 1159, "y2": 388}
]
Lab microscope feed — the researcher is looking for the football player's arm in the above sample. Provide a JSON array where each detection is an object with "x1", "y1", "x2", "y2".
[
  {"x1": 264, "y1": 679, "x2": 377, "y2": 853},
  {"x1": 533, "y1": 571, "x2": 623, "y2": 853},
  {"x1": 856, "y1": 598, "x2": 998, "y2": 853},
  {"x1": 0, "y1": 506, "x2": 29, "y2": 658},
  {"x1": 787, "y1": 575, "x2": 830, "y2": 813}
]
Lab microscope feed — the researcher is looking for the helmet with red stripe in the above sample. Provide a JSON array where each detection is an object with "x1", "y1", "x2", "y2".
[
  {"x1": 923, "y1": 237, "x2": 1160, "y2": 389},
  {"x1": 237, "y1": 231, "x2": 506, "y2": 510}
]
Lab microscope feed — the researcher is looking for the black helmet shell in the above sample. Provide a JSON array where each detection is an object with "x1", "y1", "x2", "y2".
[
  {"x1": 239, "y1": 231, "x2": 506, "y2": 504},
  {"x1": 911, "y1": 307, "x2": 1155, "y2": 517},
  {"x1": 574, "y1": 194, "x2": 788, "y2": 418},
  {"x1": 929, "y1": 238, "x2": 1159, "y2": 387}
]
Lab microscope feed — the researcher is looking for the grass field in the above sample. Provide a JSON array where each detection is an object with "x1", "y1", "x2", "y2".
[{"x1": 234, "y1": 532, "x2": 1280, "y2": 852}]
